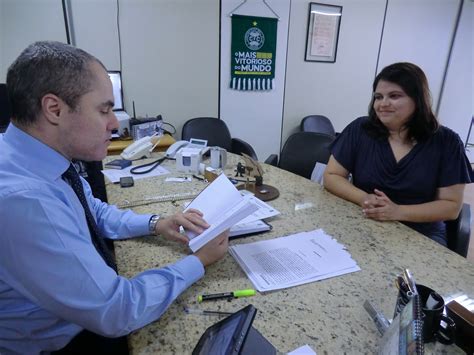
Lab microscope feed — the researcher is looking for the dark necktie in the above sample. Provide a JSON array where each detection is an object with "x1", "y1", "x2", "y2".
[{"x1": 62, "y1": 164, "x2": 117, "y2": 271}]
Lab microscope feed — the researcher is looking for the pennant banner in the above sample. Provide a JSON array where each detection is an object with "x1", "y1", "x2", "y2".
[{"x1": 230, "y1": 15, "x2": 277, "y2": 91}]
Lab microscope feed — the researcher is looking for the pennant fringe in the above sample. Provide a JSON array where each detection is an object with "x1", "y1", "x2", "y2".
[{"x1": 230, "y1": 78, "x2": 274, "y2": 91}]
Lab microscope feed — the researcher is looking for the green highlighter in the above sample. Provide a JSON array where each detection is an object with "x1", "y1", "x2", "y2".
[{"x1": 198, "y1": 289, "x2": 256, "y2": 302}]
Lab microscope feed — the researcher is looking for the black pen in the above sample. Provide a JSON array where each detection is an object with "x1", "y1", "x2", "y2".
[
  {"x1": 396, "y1": 276, "x2": 409, "y2": 292},
  {"x1": 192, "y1": 174, "x2": 208, "y2": 182},
  {"x1": 184, "y1": 307, "x2": 233, "y2": 317}
]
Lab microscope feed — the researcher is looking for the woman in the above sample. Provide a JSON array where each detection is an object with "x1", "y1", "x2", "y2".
[{"x1": 323, "y1": 62, "x2": 473, "y2": 246}]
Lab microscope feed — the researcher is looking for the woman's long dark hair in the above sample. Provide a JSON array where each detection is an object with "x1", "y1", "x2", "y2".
[{"x1": 364, "y1": 62, "x2": 439, "y2": 141}]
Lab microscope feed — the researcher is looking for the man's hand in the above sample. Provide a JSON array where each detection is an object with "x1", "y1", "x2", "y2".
[
  {"x1": 154, "y1": 209, "x2": 209, "y2": 245},
  {"x1": 194, "y1": 231, "x2": 229, "y2": 267},
  {"x1": 362, "y1": 189, "x2": 401, "y2": 221}
]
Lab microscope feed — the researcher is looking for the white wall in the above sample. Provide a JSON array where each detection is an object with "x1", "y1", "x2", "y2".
[
  {"x1": 283, "y1": 0, "x2": 386, "y2": 145},
  {"x1": 438, "y1": 0, "x2": 473, "y2": 142},
  {"x1": 377, "y1": 0, "x2": 460, "y2": 111},
  {"x1": 220, "y1": 0, "x2": 290, "y2": 161},
  {"x1": 1, "y1": 0, "x2": 219, "y2": 140},
  {"x1": 70, "y1": 0, "x2": 219, "y2": 137},
  {"x1": 117, "y1": 0, "x2": 219, "y2": 137},
  {"x1": 0, "y1": 0, "x2": 66, "y2": 81},
  {"x1": 1, "y1": 0, "x2": 471, "y2": 153},
  {"x1": 69, "y1": 0, "x2": 121, "y2": 70}
]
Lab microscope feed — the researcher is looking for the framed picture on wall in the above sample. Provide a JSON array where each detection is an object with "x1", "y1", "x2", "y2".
[{"x1": 305, "y1": 2, "x2": 343, "y2": 63}]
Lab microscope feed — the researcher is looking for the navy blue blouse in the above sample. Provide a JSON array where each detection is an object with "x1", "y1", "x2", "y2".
[{"x1": 331, "y1": 116, "x2": 474, "y2": 244}]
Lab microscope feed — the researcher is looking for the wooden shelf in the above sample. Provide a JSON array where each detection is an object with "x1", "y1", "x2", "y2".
[{"x1": 107, "y1": 134, "x2": 175, "y2": 155}]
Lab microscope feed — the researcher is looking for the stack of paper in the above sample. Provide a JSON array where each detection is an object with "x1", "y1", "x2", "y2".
[
  {"x1": 184, "y1": 174, "x2": 259, "y2": 252},
  {"x1": 229, "y1": 220, "x2": 272, "y2": 238},
  {"x1": 182, "y1": 189, "x2": 280, "y2": 241},
  {"x1": 229, "y1": 229, "x2": 360, "y2": 292}
]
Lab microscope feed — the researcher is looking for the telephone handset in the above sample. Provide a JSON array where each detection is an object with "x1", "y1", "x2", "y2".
[
  {"x1": 121, "y1": 136, "x2": 157, "y2": 160},
  {"x1": 165, "y1": 138, "x2": 208, "y2": 158},
  {"x1": 165, "y1": 140, "x2": 191, "y2": 158}
]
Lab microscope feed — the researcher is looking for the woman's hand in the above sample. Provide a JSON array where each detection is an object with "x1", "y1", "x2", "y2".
[
  {"x1": 154, "y1": 209, "x2": 209, "y2": 245},
  {"x1": 362, "y1": 189, "x2": 401, "y2": 221},
  {"x1": 360, "y1": 193, "x2": 379, "y2": 209}
]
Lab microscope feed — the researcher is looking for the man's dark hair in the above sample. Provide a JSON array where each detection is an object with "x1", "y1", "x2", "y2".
[
  {"x1": 6, "y1": 41, "x2": 104, "y2": 126},
  {"x1": 364, "y1": 62, "x2": 439, "y2": 141}
]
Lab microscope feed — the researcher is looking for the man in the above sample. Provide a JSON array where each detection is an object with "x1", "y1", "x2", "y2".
[{"x1": 0, "y1": 41, "x2": 228, "y2": 354}]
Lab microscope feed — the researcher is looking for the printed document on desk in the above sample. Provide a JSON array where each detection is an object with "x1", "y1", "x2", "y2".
[
  {"x1": 102, "y1": 165, "x2": 170, "y2": 183},
  {"x1": 184, "y1": 173, "x2": 259, "y2": 252},
  {"x1": 235, "y1": 195, "x2": 280, "y2": 224},
  {"x1": 183, "y1": 192, "x2": 279, "y2": 239},
  {"x1": 229, "y1": 229, "x2": 360, "y2": 292},
  {"x1": 229, "y1": 220, "x2": 272, "y2": 238},
  {"x1": 229, "y1": 194, "x2": 279, "y2": 238}
]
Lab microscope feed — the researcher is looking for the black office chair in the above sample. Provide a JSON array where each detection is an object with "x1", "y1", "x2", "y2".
[
  {"x1": 0, "y1": 83, "x2": 11, "y2": 133},
  {"x1": 265, "y1": 132, "x2": 335, "y2": 179},
  {"x1": 181, "y1": 117, "x2": 258, "y2": 160},
  {"x1": 446, "y1": 203, "x2": 471, "y2": 258},
  {"x1": 300, "y1": 115, "x2": 336, "y2": 137}
]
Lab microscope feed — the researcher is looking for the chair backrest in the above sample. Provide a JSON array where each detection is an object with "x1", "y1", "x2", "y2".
[
  {"x1": 231, "y1": 138, "x2": 258, "y2": 161},
  {"x1": 446, "y1": 203, "x2": 471, "y2": 258},
  {"x1": 181, "y1": 117, "x2": 232, "y2": 151},
  {"x1": 300, "y1": 115, "x2": 336, "y2": 137},
  {"x1": 278, "y1": 132, "x2": 335, "y2": 179}
]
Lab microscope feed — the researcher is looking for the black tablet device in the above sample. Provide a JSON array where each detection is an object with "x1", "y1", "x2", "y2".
[{"x1": 192, "y1": 304, "x2": 276, "y2": 355}]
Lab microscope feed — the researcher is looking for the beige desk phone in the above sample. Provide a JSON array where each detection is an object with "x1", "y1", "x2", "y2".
[
  {"x1": 121, "y1": 134, "x2": 160, "y2": 160},
  {"x1": 165, "y1": 138, "x2": 208, "y2": 159},
  {"x1": 121, "y1": 136, "x2": 208, "y2": 161}
]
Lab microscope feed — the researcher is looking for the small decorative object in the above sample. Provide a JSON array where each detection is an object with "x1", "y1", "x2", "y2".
[
  {"x1": 240, "y1": 153, "x2": 264, "y2": 180},
  {"x1": 235, "y1": 162, "x2": 246, "y2": 177},
  {"x1": 237, "y1": 153, "x2": 279, "y2": 202}
]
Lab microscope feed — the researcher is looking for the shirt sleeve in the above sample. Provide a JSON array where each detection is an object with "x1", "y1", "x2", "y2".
[
  {"x1": 82, "y1": 177, "x2": 152, "y2": 239},
  {"x1": 438, "y1": 128, "x2": 474, "y2": 187},
  {"x1": 0, "y1": 189, "x2": 205, "y2": 337},
  {"x1": 330, "y1": 117, "x2": 363, "y2": 172}
]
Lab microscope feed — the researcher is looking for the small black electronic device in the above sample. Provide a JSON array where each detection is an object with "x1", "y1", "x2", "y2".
[
  {"x1": 129, "y1": 115, "x2": 163, "y2": 140},
  {"x1": 119, "y1": 176, "x2": 134, "y2": 188},
  {"x1": 192, "y1": 304, "x2": 276, "y2": 355}
]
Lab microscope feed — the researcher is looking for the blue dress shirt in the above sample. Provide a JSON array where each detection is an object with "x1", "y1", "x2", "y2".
[{"x1": 0, "y1": 124, "x2": 204, "y2": 354}]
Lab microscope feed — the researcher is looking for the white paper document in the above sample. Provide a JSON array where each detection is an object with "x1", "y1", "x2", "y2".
[
  {"x1": 288, "y1": 344, "x2": 317, "y2": 355},
  {"x1": 184, "y1": 173, "x2": 259, "y2": 252},
  {"x1": 183, "y1": 191, "x2": 278, "y2": 239},
  {"x1": 229, "y1": 220, "x2": 271, "y2": 238},
  {"x1": 235, "y1": 195, "x2": 280, "y2": 224},
  {"x1": 229, "y1": 229, "x2": 360, "y2": 292},
  {"x1": 102, "y1": 165, "x2": 170, "y2": 183}
]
